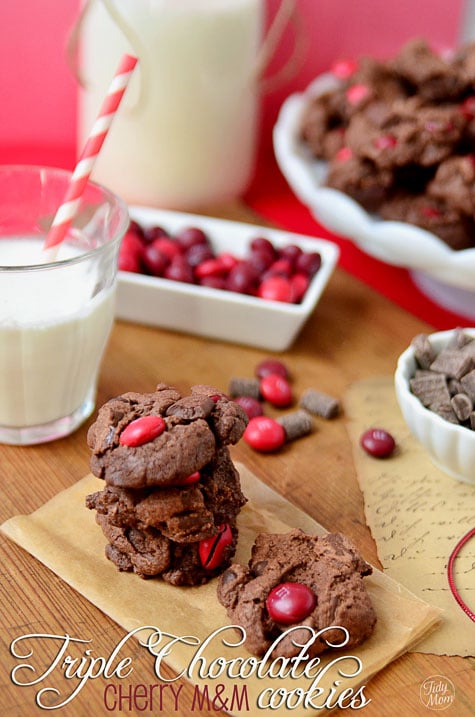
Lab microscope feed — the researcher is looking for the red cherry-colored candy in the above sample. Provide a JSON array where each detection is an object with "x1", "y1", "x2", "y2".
[
  {"x1": 374, "y1": 134, "x2": 397, "y2": 150},
  {"x1": 234, "y1": 396, "x2": 264, "y2": 419},
  {"x1": 331, "y1": 58, "x2": 358, "y2": 79},
  {"x1": 257, "y1": 276, "x2": 293, "y2": 302},
  {"x1": 199, "y1": 523, "x2": 233, "y2": 570},
  {"x1": 176, "y1": 226, "x2": 209, "y2": 250},
  {"x1": 243, "y1": 416, "x2": 286, "y2": 452},
  {"x1": 360, "y1": 428, "x2": 396, "y2": 458},
  {"x1": 173, "y1": 471, "x2": 201, "y2": 486},
  {"x1": 260, "y1": 373, "x2": 292, "y2": 407},
  {"x1": 119, "y1": 415, "x2": 166, "y2": 447},
  {"x1": 335, "y1": 146, "x2": 353, "y2": 162},
  {"x1": 346, "y1": 83, "x2": 370, "y2": 105},
  {"x1": 255, "y1": 358, "x2": 290, "y2": 380},
  {"x1": 266, "y1": 582, "x2": 317, "y2": 625},
  {"x1": 290, "y1": 273, "x2": 310, "y2": 303}
]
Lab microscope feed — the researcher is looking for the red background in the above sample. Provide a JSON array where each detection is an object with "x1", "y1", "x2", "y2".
[{"x1": 0, "y1": 0, "x2": 471, "y2": 330}]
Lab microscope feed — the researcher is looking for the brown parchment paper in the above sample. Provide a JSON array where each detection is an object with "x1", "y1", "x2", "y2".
[
  {"x1": 1, "y1": 464, "x2": 441, "y2": 716},
  {"x1": 346, "y1": 376, "x2": 475, "y2": 657}
]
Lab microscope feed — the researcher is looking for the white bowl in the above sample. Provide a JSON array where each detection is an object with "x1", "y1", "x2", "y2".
[
  {"x1": 273, "y1": 74, "x2": 475, "y2": 320},
  {"x1": 116, "y1": 206, "x2": 339, "y2": 351},
  {"x1": 394, "y1": 329, "x2": 475, "y2": 484}
]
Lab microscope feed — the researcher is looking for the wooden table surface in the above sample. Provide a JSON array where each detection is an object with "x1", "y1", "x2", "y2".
[{"x1": 0, "y1": 202, "x2": 473, "y2": 716}]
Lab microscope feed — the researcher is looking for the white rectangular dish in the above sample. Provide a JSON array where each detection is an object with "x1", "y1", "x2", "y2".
[{"x1": 116, "y1": 207, "x2": 339, "y2": 351}]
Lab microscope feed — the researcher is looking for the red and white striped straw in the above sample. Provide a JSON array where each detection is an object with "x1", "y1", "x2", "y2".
[{"x1": 44, "y1": 53, "x2": 138, "y2": 250}]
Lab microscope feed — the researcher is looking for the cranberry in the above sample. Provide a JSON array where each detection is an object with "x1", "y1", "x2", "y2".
[
  {"x1": 119, "y1": 415, "x2": 166, "y2": 447},
  {"x1": 199, "y1": 523, "x2": 233, "y2": 570},
  {"x1": 225, "y1": 262, "x2": 259, "y2": 294},
  {"x1": 176, "y1": 226, "x2": 209, "y2": 250},
  {"x1": 142, "y1": 243, "x2": 169, "y2": 276},
  {"x1": 257, "y1": 276, "x2": 293, "y2": 302},
  {"x1": 266, "y1": 582, "x2": 317, "y2": 624},
  {"x1": 259, "y1": 373, "x2": 293, "y2": 407},
  {"x1": 360, "y1": 428, "x2": 396, "y2": 458},
  {"x1": 255, "y1": 359, "x2": 290, "y2": 380},
  {"x1": 143, "y1": 225, "x2": 169, "y2": 243},
  {"x1": 186, "y1": 243, "x2": 214, "y2": 267},
  {"x1": 233, "y1": 396, "x2": 264, "y2": 419},
  {"x1": 243, "y1": 416, "x2": 286, "y2": 452},
  {"x1": 164, "y1": 256, "x2": 194, "y2": 283},
  {"x1": 295, "y1": 251, "x2": 322, "y2": 277}
]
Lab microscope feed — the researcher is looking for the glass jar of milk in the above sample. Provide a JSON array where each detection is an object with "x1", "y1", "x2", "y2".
[
  {"x1": 0, "y1": 166, "x2": 128, "y2": 445},
  {"x1": 78, "y1": 0, "x2": 264, "y2": 209}
]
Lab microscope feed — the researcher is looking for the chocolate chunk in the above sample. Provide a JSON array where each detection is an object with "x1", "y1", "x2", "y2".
[
  {"x1": 299, "y1": 388, "x2": 341, "y2": 418},
  {"x1": 228, "y1": 377, "x2": 261, "y2": 400},
  {"x1": 409, "y1": 372, "x2": 450, "y2": 408},
  {"x1": 451, "y1": 393, "x2": 473, "y2": 422},
  {"x1": 276, "y1": 410, "x2": 313, "y2": 441},
  {"x1": 411, "y1": 333, "x2": 436, "y2": 369},
  {"x1": 460, "y1": 369, "x2": 475, "y2": 403},
  {"x1": 430, "y1": 349, "x2": 474, "y2": 380}
]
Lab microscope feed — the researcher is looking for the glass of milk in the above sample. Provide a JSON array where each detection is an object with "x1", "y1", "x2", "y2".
[
  {"x1": 0, "y1": 165, "x2": 128, "y2": 445},
  {"x1": 77, "y1": 0, "x2": 263, "y2": 209}
]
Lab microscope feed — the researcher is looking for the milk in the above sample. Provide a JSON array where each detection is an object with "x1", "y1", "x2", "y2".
[
  {"x1": 78, "y1": 0, "x2": 263, "y2": 208},
  {"x1": 0, "y1": 237, "x2": 115, "y2": 430}
]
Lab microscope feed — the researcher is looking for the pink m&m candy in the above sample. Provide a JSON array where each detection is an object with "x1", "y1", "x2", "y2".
[
  {"x1": 266, "y1": 582, "x2": 317, "y2": 624},
  {"x1": 243, "y1": 416, "x2": 286, "y2": 452},
  {"x1": 119, "y1": 415, "x2": 166, "y2": 447},
  {"x1": 360, "y1": 428, "x2": 396, "y2": 458}
]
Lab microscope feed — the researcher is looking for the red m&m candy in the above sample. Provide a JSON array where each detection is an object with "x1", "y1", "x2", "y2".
[
  {"x1": 259, "y1": 373, "x2": 293, "y2": 408},
  {"x1": 119, "y1": 415, "x2": 166, "y2": 447},
  {"x1": 360, "y1": 428, "x2": 396, "y2": 458},
  {"x1": 243, "y1": 416, "x2": 286, "y2": 452},
  {"x1": 199, "y1": 524, "x2": 233, "y2": 570},
  {"x1": 266, "y1": 582, "x2": 317, "y2": 624}
]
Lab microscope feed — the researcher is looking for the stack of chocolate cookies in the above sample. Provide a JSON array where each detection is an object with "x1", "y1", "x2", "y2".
[{"x1": 86, "y1": 383, "x2": 248, "y2": 586}]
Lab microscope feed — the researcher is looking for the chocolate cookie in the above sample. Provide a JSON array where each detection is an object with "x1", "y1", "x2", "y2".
[
  {"x1": 217, "y1": 529, "x2": 376, "y2": 658},
  {"x1": 98, "y1": 513, "x2": 239, "y2": 585},
  {"x1": 87, "y1": 383, "x2": 248, "y2": 488},
  {"x1": 86, "y1": 446, "x2": 246, "y2": 543}
]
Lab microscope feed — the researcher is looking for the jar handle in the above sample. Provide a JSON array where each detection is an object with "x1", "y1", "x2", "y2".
[{"x1": 255, "y1": 0, "x2": 308, "y2": 94}]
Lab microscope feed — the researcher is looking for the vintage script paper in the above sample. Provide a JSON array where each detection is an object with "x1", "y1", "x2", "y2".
[
  {"x1": 346, "y1": 376, "x2": 475, "y2": 657},
  {"x1": 1, "y1": 465, "x2": 441, "y2": 716}
]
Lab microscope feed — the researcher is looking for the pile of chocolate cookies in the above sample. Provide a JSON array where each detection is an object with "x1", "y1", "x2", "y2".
[
  {"x1": 86, "y1": 383, "x2": 248, "y2": 586},
  {"x1": 300, "y1": 38, "x2": 475, "y2": 250}
]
